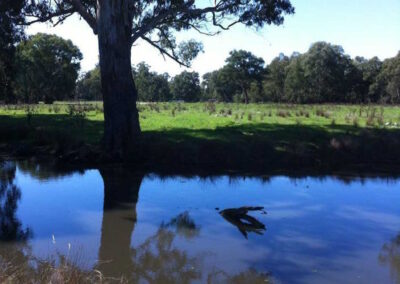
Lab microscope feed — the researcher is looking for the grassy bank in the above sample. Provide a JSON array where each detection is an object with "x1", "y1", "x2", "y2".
[{"x1": 1, "y1": 102, "x2": 400, "y2": 173}]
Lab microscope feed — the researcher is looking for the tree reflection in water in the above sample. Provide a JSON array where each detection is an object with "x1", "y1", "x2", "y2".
[
  {"x1": 161, "y1": 211, "x2": 200, "y2": 239},
  {"x1": 379, "y1": 233, "x2": 400, "y2": 283},
  {"x1": 98, "y1": 167, "x2": 202, "y2": 283},
  {"x1": 0, "y1": 161, "x2": 32, "y2": 281},
  {"x1": 0, "y1": 161, "x2": 270, "y2": 282},
  {"x1": 0, "y1": 161, "x2": 31, "y2": 242},
  {"x1": 98, "y1": 167, "x2": 270, "y2": 283}
]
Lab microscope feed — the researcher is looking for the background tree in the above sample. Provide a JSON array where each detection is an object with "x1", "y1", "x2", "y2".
[
  {"x1": 301, "y1": 42, "x2": 351, "y2": 103},
  {"x1": 225, "y1": 50, "x2": 265, "y2": 104},
  {"x1": 19, "y1": 0, "x2": 294, "y2": 157},
  {"x1": 284, "y1": 54, "x2": 308, "y2": 103},
  {"x1": 133, "y1": 63, "x2": 171, "y2": 102},
  {"x1": 374, "y1": 52, "x2": 400, "y2": 103},
  {"x1": 0, "y1": 0, "x2": 25, "y2": 102},
  {"x1": 353, "y1": 56, "x2": 383, "y2": 102},
  {"x1": 76, "y1": 65, "x2": 101, "y2": 101},
  {"x1": 201, "y1": 67, "x2": 241, "y2": 102},
  {"x1": 14, "y1": 33, "x2": 82, "y2": 103},
  {"x1": 170, "y1": 71, "x2": 201, "y2": 102},
  {"x1": 262, "y1": 53, "x2": 290, "y2": 102}
]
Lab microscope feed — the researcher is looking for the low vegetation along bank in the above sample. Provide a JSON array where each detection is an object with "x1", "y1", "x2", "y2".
[{"x1": 1, "y1": 102, "x2": 400, "y2": 174}]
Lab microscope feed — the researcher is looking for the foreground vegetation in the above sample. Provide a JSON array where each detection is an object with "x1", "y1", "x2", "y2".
[{"x1": 1, "y1": 102, "x2": 399, "y2": 174}]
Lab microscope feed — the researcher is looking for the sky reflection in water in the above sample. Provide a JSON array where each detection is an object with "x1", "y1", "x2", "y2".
[{"x1": 1, "y1": 161, "x2": 400, "y2": 283}]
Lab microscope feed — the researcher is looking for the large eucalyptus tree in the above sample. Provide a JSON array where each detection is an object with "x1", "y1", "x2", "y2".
[{"x1": 20, "y1": 0, "x2": 294, "y2": 157}]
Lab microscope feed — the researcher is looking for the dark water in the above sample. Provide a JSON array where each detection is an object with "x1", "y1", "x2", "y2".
[{"x1": 1, "y1": 161, "x2": 400, "y2": 283}]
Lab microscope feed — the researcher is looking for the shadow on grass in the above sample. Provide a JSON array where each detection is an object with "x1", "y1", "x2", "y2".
[{"x1": 1, "y1": 114, "x2": 400, "y2": 174}]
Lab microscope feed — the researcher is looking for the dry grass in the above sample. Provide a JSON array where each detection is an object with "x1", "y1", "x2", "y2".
[{"x1": 0, "y1": 253, "x2": 126, "y2": 284}]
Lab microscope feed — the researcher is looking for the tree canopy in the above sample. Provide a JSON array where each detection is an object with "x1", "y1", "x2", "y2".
[
  {"x1": 20, "y1": 1, "x2": 294, "y2": 67},
  {"x1": 14, "y1": 33, "x2": 82, "y2": 103},
  {"x1": 134, "y1": 63, "x2": 171, "y2": 102},
  {"x1": 0, "y1": 0, "x2": 25, "y2": 102},
  {"x1": 76, "y1": 65, "x2": 101, "y2": 101},
  {"x1": 200, "y1": 43, "x2": 399, "y2": 104},
  {"x1": 224, "y1": 50, "x2": 265, "y2": 103},
  {"x1": 170, "y1": 71, "x2": 201, "y2": 102}
]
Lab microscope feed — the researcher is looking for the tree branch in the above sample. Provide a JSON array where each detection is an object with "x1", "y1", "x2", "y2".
[
  {"x1": 212, "y1": 12, "x2": 241, "y2": 30},
  {"x1": 68, "y1": 0, "x2": 97, "y2": 34},
  {"x1": 22, "y1": 8, "x2": 75, "y2": 26},
  {"x1": 132, "y1": 3, "x2": 240, "y2": 45},
  {"x1": 141, "y1": 36, "x2": 189, "y2": 68}
]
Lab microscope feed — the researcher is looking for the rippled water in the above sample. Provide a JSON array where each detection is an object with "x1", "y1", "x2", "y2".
[{"x1": 1, "y1": 160, "x2": 400, "y2": 283}]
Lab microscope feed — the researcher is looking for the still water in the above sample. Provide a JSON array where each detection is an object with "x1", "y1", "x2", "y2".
[{"x1": 1, "y1": 160, "x2": 400, "y2": 283}]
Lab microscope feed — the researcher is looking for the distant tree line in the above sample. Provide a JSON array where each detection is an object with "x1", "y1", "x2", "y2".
[
  {"x1": 77, "y1": 42, "x2": 400, "y2": 104},
  {"x1": 202, "y1": 43, "x2": 400, "y2": 104},
  {"x1": 1, "y1": 30, "x2": 399, "y2": 104}
]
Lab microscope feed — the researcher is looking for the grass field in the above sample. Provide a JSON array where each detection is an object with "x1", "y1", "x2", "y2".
[{"x1": 1, "y1": 102, "x2": 400, "y2": 173}]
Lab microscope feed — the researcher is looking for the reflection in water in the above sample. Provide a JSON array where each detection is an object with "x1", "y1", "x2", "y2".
[
  {"x1": 207, "y1": 268, "x2": 270, "y2": 284},
  {"x1": 2, "y1": 160, "x2": 400, "y2": 283},
  {"x1": 97, "y1": 168, "x2": 267, "y2": 282},
  {"x1": 219, "y1": 206, "x2": 266, "y2": 239},
  {"x1": 0, "y1": 161, "x2": 32, "y2": 281},
  {"x1": 98, "y1": 168, "x2": 202, "y2": 282},
  {"x1": 380, "y1": 233, "x2": 400, "y2": 283},
  {"x1": 97, "y1": 167, "x2": 143, "y2": 280},
  {"x1": 0, "y1": 161, "x2": 30, "y2": 242},
  {"x1": 161, "y1": 211, "x2": 200, "y2": 239},
  {"x1": 17, "y1": 159, "x2": 85, "y2": 180},
  {"x1": 130, "y1": 227, "x2": 201, "y2": 283}
]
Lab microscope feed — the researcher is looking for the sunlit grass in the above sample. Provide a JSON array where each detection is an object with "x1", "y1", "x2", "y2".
[{"x1": 0, "y1": 101, "x2": 399, "y2": 146}]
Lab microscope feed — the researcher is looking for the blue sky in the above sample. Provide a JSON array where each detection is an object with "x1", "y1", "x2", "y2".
[{"x1": 27, "y1": 0, "x2": 400, "y2": 76}]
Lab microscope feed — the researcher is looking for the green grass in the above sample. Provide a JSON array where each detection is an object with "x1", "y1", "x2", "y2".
[
  {"x1": 1, "y1": 102, "x2": 400, "y2": 173},
  {"x1": 2, "y1": 102, "x2": 399, "y2": 140}
]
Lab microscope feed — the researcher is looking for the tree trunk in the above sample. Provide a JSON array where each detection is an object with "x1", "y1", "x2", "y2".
[
  {"x1": 97, "y1": 0, "x2": 140, "y2": 158},
  {"x1": 242, "y1": 85, "x2": 249, "y2": 104}
]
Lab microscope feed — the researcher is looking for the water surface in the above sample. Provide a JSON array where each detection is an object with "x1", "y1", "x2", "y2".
[{"x1": 1, "y1": 161, "x2": 400, "y2": 283}]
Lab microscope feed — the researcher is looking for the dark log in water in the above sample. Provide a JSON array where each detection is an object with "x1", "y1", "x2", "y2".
[{"x1": 219, "y1": 206, "x2": 266, "y2": 239}]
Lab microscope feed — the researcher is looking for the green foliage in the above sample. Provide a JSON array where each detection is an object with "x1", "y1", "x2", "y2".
[
  {"x1": 199, "y1": 43, "x2": 399, "y2": 105},
  {"x1": 170, "y1": 71, "x2": 201, "y2": 102},
  {"x1": 353, "y1": 56, "x2": 383, "y2": 102},
  {"x1": 262, "y1": 53, "x2": 290, "y2": 102},
  {"x1": 0, "y1": 0, "x2": 25, "y2": 103},
  {"x1": 224, "y1": 50, "x2": 265, "y2": 103},
  {"x1": 76, "y1": 65, "x2": 101, "y2": 101},
  {"x1": 375, "y1": 52, "x2": 400, "y2": 104},
  {"x1": 134, "y1": 63, "x2": 171, "y2": 102},
  {"x1": 201, "y1": 68, "x2": 240, "y2": 102},
  {"x1": 303, "y1": 42, "x2": 351, "y2": 102},
  {"x1": 14, "y1": 33, "x2": 82, "y2": 104},
  {"x1": 284, "y1": 54, "x2": 308, "y2": 103}
]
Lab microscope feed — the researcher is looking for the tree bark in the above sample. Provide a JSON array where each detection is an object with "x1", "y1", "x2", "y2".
[
  {"x1": 242, "y1": 85, "x2": 249, "y2": 104},
  {"x1": 97, "y1": 0, "x2": 140, "y2": 158}
]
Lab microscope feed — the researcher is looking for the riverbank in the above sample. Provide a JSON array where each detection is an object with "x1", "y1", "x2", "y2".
[{"x1": 1, "y1": 103, "x2": 400, "y2": 175}]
